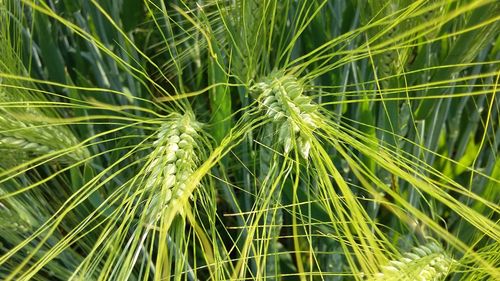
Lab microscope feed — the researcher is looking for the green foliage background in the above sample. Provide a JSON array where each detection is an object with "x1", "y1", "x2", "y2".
[{"x1": 0, "y1": 0, "x2": 499, "y2": 280}]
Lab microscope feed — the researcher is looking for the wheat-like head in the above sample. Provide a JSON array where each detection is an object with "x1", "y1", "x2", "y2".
[
  {"x1": 0, "y1": 113, "x2": 89, "y2": 166},
  {"x1": 368, "y1": 242, "x2": 455, "y2": 281},
  {"x1": 0, "y1": 203, "x2": 31, "y2": 234},
  {"x1": 143, "y1": 112, "x2": 204, "y2": 220},
  {"x1": 251, "y1": 70, "x2": 318, "y2": 159}
]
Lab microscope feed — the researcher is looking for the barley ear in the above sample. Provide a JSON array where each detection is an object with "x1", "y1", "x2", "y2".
[
  {"x1": 367, "y1": 242, "x2": 456, "y2": 281},
  {"x1": 0, "y1": 203, "x2": 32, "y2": 234},
  {"x1": 251, "y1": 70, "x2": 318, "y2": 159},
  {"x1": 0, "y1": 111, "x2": 90, "y2": 166},
  {"x1": 143, "y1": 112, "x2": 204, "y2": 221}
]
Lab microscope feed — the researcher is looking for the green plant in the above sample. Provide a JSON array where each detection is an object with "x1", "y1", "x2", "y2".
[
  {"x1": 0, "y1": 0, "x2": 499, "y2": 280},
  {"x1": 252, "y1": 70, "x2": 318, "y2": 158},
  {"x1": 367, "y1": 242, "x2": 455, "y2": 281}
]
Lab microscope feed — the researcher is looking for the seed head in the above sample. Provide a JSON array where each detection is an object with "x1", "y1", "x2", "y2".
[
  {"x1": 145, "y1": 112, "x2": 203, "y2": 206},
  {"x1": 251, "y1": 71, "x2": 318, "y2": 158},
  {"x1": 367, "y1": 242, "x2": 455, "y2": 281}
]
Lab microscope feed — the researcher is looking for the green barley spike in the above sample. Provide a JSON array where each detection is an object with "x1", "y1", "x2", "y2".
[
  {"x1": 0, "y1": 204, "x2": 31, "y2": 234},
  {"x1": 367, "y1": 242, "x2": 455, "y2": 281},
  {"x1": 0, "y1": 110, "x2": 90, "y2": 165},
  {"x1": 364, "y1": 0, "x2": 414, "y2": 85},
  {"x1": 232, "y1": 0, "x2": 268, "y2": 82},
  {"x1": 144, "y1": 112, "x2": 203, "y2": 220},
  {"x1": 251, "y1": 70, "x2": 318, "y2": 159}
]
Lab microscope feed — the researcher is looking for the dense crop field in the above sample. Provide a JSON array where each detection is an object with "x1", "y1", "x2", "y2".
[{"x1": 0, "y1": 0, "x2": 499, "y2": 280}]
